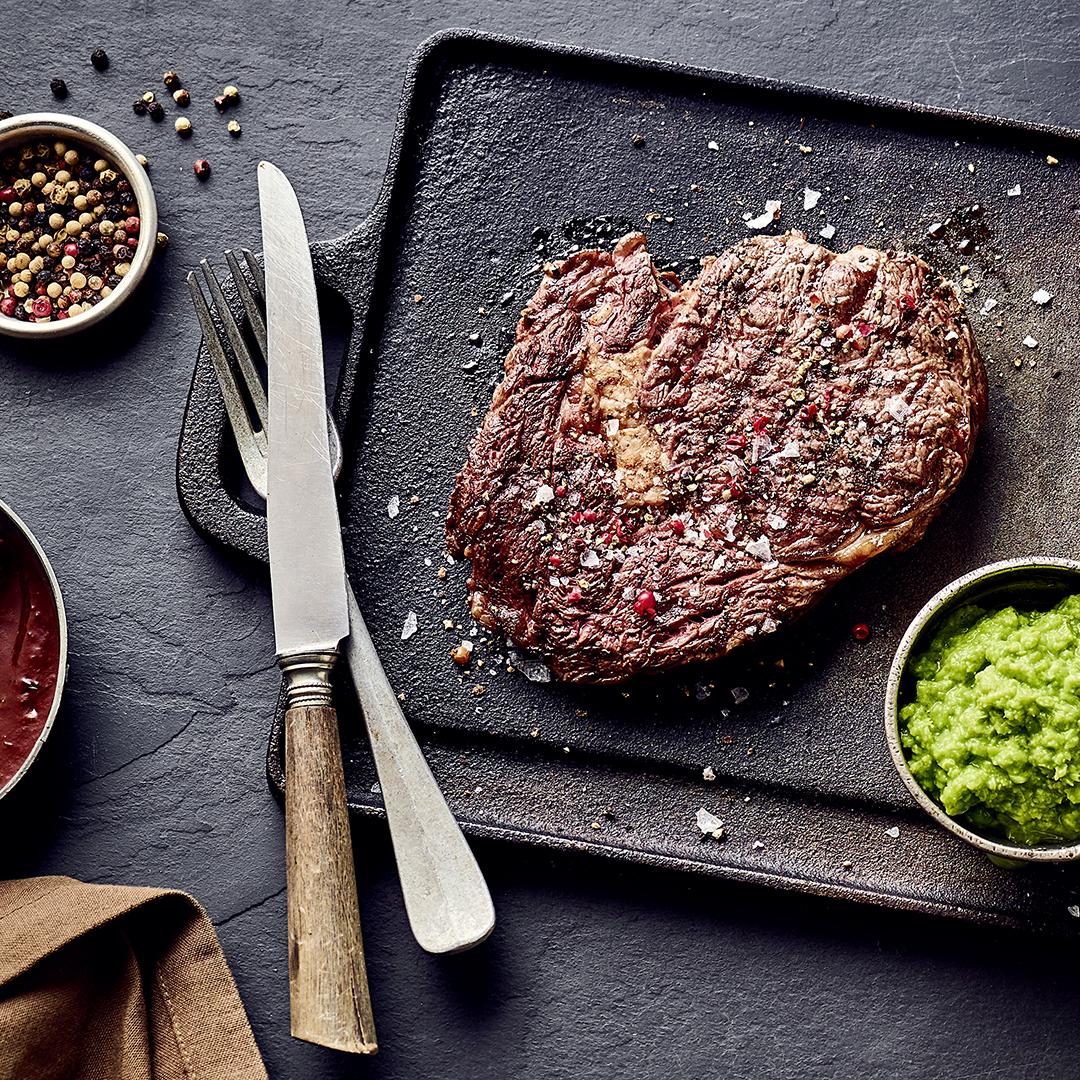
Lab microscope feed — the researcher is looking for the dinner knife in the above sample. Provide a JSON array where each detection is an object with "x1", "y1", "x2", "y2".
[{"x1": 259, "y1": 160, "x2": 376, "y2": 1054}]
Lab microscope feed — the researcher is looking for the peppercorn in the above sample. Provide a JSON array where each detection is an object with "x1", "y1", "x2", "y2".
[
  {"x1": 156, "y1": 232, "x2": 169, "y2": 249},
  {"x1": 147, "y1": 102, "x2": 164, "y2": 122},
  {"x1": 193, "y1": 158, "x2": 210, "y2": 178},
  {"x1": 223, "y1": 85, "x2": 239, "y2": 101},
  {"x1": 135, "y1": 153, "x2": 148, "y2": 168},
  {"x1": 163, "y1": 70, "x2": 181, "y2": 89},
  {"x1": 172, "y1": 88, "x2": 189, "y2": 106},
  {"x1": 451, "y1": 645, "x2": 471, "y2": 665},
  {"x1": 50, "y1": 78, "x2": 68, "y2": 98},
  {"x1": 0, "y1": 110, "x2": 13, "y2": 121},
  {"x1": 227, "y1": 120, "x2": 241, "y2": 135},
  {"x1": 174, "y1": 117, "x2": 192, "y2": 136},
  {"x1": 132, "y1": 99, "x2": 148, "y2": 116},
  {"x1": 90, "y1": 49, "x2": 109, "y2": 71},
  {"x1": 213, "y1": 95, "x2": 227, "y2": 112},
  {"x1": 852, "y1": 623, "x2": 870, "y2": 641}
]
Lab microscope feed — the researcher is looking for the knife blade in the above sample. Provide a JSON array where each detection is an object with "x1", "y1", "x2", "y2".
[{"x1": 259, "y1": 159, "x2": 376, "y2": 1054}]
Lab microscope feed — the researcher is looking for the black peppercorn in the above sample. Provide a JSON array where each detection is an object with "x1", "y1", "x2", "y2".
[
  {"x1": 132, "y1": 99, "x2": 148, "y2": 116},
  {"x1": 0, "y1": 110, "x2": 12, "y2": 120},
  {"x1": 90, "y1": 49, "x2": 109, "y2": 71},
  {"x1": 50, "y1": 78, "x2": 68, "y2": 98},
  {"x1": 147, "y1": 101, "x2": 164, "y2": 121}
]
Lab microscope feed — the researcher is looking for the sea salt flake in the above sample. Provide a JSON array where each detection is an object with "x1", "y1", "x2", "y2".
[
  {"x1": 1007, "y1": 184, "x2": 1022, "y2": 197},
  {"x1": 820, "y1": 223, "x2": 836, "y2": 240},
  {"x1": 458, "y1": 639, "x2": 474, "y2": 653},
  {"x1": 746, "y1": 535, "x2": 773, "y2": 562},
  {"x1": 604, "y1": 418, "x2": 620, "y2": 437},
  {"x1": 580, "y1": 549, "x2": 601, "y2": 568},
  {"x1": 766, "y1": 513, "x2": 788, "y2": 530},
  {"x1": 803, "y1": 187, "x2": 822, "y2": 210},
  {"x1": 746, "y1": 199, "x2": 782, "y2": 230},
  {"x1": 702, "y1": 765, "x2": 716, "y2": 780},
  {"x1": 980, "y1": 297, "x2": 998, "y2": 313},
  {"x1": 1069, "y1": 905, "x2": 1080, "y2": 918},
  {"x1": 1023, "y1": 335, "x2": 1039, "y2": 349},
  {"x1": 697, "y1": 684, "x2": 713, "y2": 701},
  {"x1": 884, "y1": 396, "x2": 911, "y2": 422},
  {"x1": 751, "y1": 432, "x2": 774, "y2": 462},
  {"x1": 886, "y1": 826, "x2": 900, "y2": 839},
  {"x1": 533, "y1": 483, "x2": 556, "y2": 505},
  {"x1": 387, "y1": 495, "x2": 400, "y2": 519},
  {"x1": 696, "y1": 808, "x2": 724, "y2": 835},
  {"x1": 508, "y1": 649, "x2": 552, "y2": 683},
  {"x1": 707, "y1": 139, "x2": 720, "y2": 151},
  {"x1": 400, "y1": 611, "x2": 418, "y2": 640},
  {"x1": 1032, "y1": 288, "x2": 1052, "y2": 305},
  {"x1": 752, "y1": 840, "x2": 765, "y2": 850},
  {"x1": 731, "y1": 686, "x2": 750, "y2": 704}
]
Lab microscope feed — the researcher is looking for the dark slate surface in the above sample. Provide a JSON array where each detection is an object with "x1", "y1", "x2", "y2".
[{"x1": 3, "y1": 3, "x2": 1080, "y2": 1078}]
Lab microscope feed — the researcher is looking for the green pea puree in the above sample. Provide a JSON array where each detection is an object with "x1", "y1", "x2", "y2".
[{"x1": 900, "y1": 594, "x2": 1080, "y2": 847}]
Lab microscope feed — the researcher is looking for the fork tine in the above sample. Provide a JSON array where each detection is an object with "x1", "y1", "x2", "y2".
[
  {"x1": 225, "y1": 249, "x2": 268, "y2": 362},
  {"x1": 241, "y1": 248, "x2": 266, "y2": 301},
  {"x1": 188, "y1": 269, "x2": 269, "y2": 500},
  {"x1": 199, "y1": 258, "x2": 269, "y2": 432}
]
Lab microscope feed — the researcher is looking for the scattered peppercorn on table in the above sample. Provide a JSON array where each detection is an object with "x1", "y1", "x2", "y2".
[{"x1": 3, "y1": 3, "x2": 1080, "y2": 1079}]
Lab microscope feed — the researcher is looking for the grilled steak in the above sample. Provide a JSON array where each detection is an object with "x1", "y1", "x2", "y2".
[{"x1": 447, "y1": 230, "x2": 987, "y2": 684}]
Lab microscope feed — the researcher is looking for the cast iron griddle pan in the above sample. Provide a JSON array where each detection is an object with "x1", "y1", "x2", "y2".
[{"x1": 178, "y1": 29, "x2": 1080, "y2": 934}]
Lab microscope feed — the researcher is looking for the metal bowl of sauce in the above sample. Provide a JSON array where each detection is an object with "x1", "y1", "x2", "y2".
[
  {"x1": 0, "y1": 498, "x2": 66, "y2": 799},
  {"x1": 885, "y1": 557, "x2": 1080, "y2": 867}
]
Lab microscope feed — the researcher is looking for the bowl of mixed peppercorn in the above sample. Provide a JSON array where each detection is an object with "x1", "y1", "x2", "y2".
[{"x1": 0, "y1": 113, "x2": 157, "y2": 338}]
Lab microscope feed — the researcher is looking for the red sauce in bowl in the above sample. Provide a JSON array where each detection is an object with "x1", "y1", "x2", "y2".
[{"x1": 0, "y1": 512, "x2": 62, "y2": 793}]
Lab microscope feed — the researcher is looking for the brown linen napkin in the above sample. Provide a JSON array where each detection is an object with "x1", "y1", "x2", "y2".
[{"x1": 0, "y1": 876, "x2": 268, "y2": 1080}]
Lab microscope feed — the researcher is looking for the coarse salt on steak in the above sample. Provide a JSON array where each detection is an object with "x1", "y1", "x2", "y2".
[{"x1": 446, "y1": 231, "x2": 987, "y2": 684}]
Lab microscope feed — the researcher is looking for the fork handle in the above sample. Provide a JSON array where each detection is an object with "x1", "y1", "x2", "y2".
[
  {"x1": 344, "y1": 584, "x2": 495, "y2": 954},
  {"x1": 284, "y1": 671, "x2": 377, "y2": 1053}
]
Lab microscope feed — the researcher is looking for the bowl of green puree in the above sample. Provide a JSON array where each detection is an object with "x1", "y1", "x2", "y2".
[{"x1": 885, "y1": 558, "x2": 1080, "y2": 868}]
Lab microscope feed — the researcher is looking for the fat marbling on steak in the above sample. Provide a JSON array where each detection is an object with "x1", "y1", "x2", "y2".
[{"x1": 447, "y1": 230, "x2": 987, "y2": 684}]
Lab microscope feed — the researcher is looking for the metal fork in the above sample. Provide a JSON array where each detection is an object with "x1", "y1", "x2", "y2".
[{"x1": 188, "y1": 253, "x2": 495, "y2": 955}]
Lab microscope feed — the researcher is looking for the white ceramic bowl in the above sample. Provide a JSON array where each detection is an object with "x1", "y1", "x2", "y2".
[
  {"x1": 0, "y1": 112, "x2": 157, "y2": 338},
  {"x1": 885, "y1": 558, "x2": 1080, "y2": 867},
  {"x1": 0, "y1": 498, "x2": 67, "y2": 799}
]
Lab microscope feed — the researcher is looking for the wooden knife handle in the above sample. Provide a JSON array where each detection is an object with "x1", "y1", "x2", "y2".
[{"x1": 285, "y1": 701, "x2": 377, "y2": 1053}]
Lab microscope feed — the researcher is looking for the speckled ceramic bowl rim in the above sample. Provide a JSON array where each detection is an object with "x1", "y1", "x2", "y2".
[
  {"x1": 885, "y1": 557, "x2": 1080, "y2": 864},
  {"x1": 0, "y1": 497, "x2": 67, "y2": 800},
  {"x1": 0, "y1": 112, "x2": 157, "y2": 339}
]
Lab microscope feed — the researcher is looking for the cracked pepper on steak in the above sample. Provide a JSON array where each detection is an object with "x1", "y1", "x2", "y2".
[{"x1": 446, "y1": 230, "x2": 987, "y2": 684}]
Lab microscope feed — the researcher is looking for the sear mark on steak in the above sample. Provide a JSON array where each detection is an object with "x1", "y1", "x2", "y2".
[{"x1": 446, "y1": 231, "x2": 987, "y2": 684}]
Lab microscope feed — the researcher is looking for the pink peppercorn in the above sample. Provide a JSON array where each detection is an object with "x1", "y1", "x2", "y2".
[
  {"x1": 0, "y1": 296, "x2": 16, "y2": 317},
  {"x1": 583, "y1": 509, "x2": 597, "y2": 523},
  {"x1": 125, "y1": 216, "x2": 140, "y2": 233},
  {"x1": 0, "y1": 188, "x2": 13, "y2": 203},
  {"x1": 670, "y1": 517, "x2": 685, "y2": 535},
  {"x1": 633, "y1": 590, "x2": 656, "y2": 618},
  {"x1": 127, "y1": 236, "x2": 138, "y2": 247},
  {"x1": 567, "y1": 586, "x2": 582, "y2": 602},
  {"x1": 56, "y1": 310, "x2": 69, "y2": 319},
  {"x1": 194, "y1": 158, "x2": 211, "y2": 177},
  {"x1": 32, "y1": 297, "x2": 52, "y2": 318},
  {"x1": 852, "y1": 623, "x2": 870, "y2": 641},
  {"x1": 64, "y1": 242, "x2": 79, "y2": 257}
]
